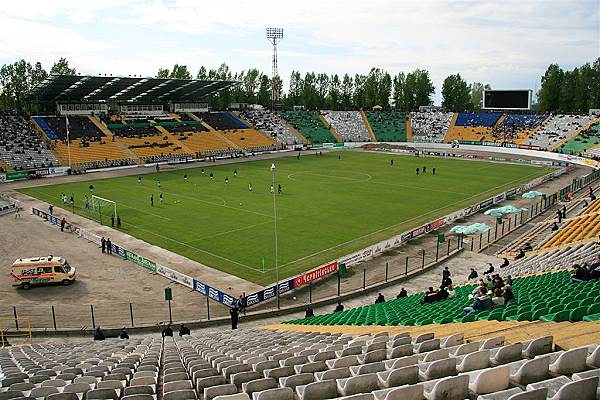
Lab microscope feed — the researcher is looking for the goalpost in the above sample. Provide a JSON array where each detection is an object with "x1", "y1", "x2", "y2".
[{"x1": 89, "y1": 195, "x2": 117, "y2": 224}]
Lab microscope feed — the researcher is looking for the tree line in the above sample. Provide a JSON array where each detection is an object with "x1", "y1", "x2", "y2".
[
  {"x1": 0, "y1": 56, "x2": 598, "y2": 114},
  {"x1": 537, "y1": 58, "x2": 600, "y2": 113}
]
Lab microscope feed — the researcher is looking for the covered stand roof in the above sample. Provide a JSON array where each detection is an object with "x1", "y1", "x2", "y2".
[{"x1": 28, "y1": 75, "x2": 239, "y2": 103}]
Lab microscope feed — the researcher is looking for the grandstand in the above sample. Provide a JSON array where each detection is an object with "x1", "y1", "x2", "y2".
[
  {"x1": 528, "y1": 115, "x2": 598, "y2": 150},
  {"x1": 321, "y1": 111, "x2": 371, "y2": 142},
  {"x1": 278, "y1": 111, "x2": 337, "y2": 144},
  {"x1": 558, "y1": 122, "x2": 600, "y2": 155},
  {"x1": 411, "y1": 112, "x2": 453, "y2": 143},
  {"x1": 0, "y1": 116, "x2": 59, "y2": 171},
  {"x1": 237, "y1": 109, "x2": 306, "y2": 145},
  {"x1": 363, "y1": 111, "x2": 408, "y2": 142},
  {"x1": 444, "y1": 112, "x2": 502, "y2": 143},
  {"x1": 491, "y1": 114, "x2": 548, "y2": 144}
]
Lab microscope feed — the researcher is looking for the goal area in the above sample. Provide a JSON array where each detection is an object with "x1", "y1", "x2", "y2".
[{"x1": 88, "y1": 195, "x2": 117, "y2": 224}]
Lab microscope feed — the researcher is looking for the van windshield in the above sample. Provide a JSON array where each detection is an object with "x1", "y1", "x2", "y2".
[{"x1": 63, "y1": 263, "x2": 71, "y2": 272}]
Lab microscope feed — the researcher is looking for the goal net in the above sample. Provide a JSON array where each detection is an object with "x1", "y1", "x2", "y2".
[{"x1": 88, "y1": 195, "x2": 117, "y2": 224}]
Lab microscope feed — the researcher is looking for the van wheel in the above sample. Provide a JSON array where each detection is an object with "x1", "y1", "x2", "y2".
[
  {"x1": 62, "y1": 280, "x2": 71, "y2": 286},
  {"x1": 22, "y1": 283, "x2": 31, "y2": 290}
]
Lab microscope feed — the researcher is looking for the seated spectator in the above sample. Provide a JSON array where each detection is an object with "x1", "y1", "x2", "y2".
[
  {"x1": 396, "y1": 288, "x2": 407, "y2": 298},
  {"x1": 375, "y1": 293, "x2": 385, "y2": 304},
  {"x1": 468, "y1": 268, "x2": 478, "y2": 280},
  {"x1": 161, "y1": 324, "x2": 173, "y2": 337},
  {"x1": 305, "y1": 305, "x2": 314, "y2": 318},
  {"x1": 437, "y1": 286, "x2": 449, "y2": 301},
  {"x1": 483, "y1": 263, "x2": 494, "y2": 275},
  {"x1": 119, "y1": 328, "x2": 129, "y2": 340},
  {"x1": 523, "y1": 242, "x2": 533, "y2": 251},
  {"x1": 505, "y1": 275, "x2": 513, "y2": 286},
  {"x1": 503, "y1": 284, "x2": 514, "y2": 303},
  {"x1": 464, "y1": 287, "x2": 493, "y2": 314},
  {"x1": 551, "y1": 222, "x2": 559, "y2": 232},
  {"x1": 178, "y1": 324, "x2": 190, "y2": 336},
  {"x1": 446, "y1": 285, "x2": 455, "y2": 299},
  {"x1": 514, "y1": 249, "x2": 526, "y2": 260},
  {"x1": 492, "y1": 289, "x2": 505, "y2": 307},
  {"x1": 94, "y1": 327, "x2": 105, "y2": 341},
  {"x1": 492, "y1": 274, "x2": 504, "y2": 290},
  {"x1": 421, "y1": 287, "x2": 438, "y2": 304},
  {"x1": 571, "y1": 264, "x2": 590, "y2": 283},
  {"x1": 500, "y1": 258, "x2": 510, "y2": 268},
  {"x1": 472, "y1": 279, "x2": 487, "y2": 296},
  {"x1": 334, "y1": 302, "x2": 344, "y2": 313}
]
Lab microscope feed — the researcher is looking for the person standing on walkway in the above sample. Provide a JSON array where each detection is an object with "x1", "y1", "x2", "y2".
[
  {"x1": 106, "y1": 238, "x2": 112, "y2": 255},
  {"x1": 230, "y1": 305, "x2": 240, "y2": 330},
  {"x1": 101, "y1": 237, "x2": 106, "y2": 253}
]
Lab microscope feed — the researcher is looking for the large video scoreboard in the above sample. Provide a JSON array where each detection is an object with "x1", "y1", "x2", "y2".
[{"x1": 483, "y1": 90, "x2": 532, "y2": 110}]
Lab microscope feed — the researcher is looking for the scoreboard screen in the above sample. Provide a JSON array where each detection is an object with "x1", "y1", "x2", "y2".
[{"x1": 483, "y1": 90, "x2": 531, "y2": 110}]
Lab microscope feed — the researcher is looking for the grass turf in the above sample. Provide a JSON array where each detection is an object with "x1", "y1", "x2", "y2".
[{"x1": 19, "y1": 151, "x2": 553, "y2": 285}]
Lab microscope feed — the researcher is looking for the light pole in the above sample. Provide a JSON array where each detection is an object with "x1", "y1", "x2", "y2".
[{"x1": 271, "y1": 162, "x2": 280, "y2": 309}]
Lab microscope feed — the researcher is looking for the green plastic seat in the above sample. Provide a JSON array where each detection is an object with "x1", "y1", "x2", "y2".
[
  {"x1": 540, "y1": 310, "x2": 571, "y2": 322},
  {"x1": 532, "y1": 308, "x2": 549, "y2": 320},
  {"x1": 583, "y1": 313, "x2": 600, "y2": 322},
  {"x1": 569, "y1": 306, "x2": 589, "y2": 322},
  {"x1": 506, "y1": 311, "x2": 532, "y2": 321},
  {"x1": 587, "y1": 303, "x2": 600, "y2": 315}
]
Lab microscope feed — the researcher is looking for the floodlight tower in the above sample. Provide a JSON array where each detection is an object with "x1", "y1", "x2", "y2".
[{"x1": 266, "y1": 28, "x2": 283, "y2": 111}]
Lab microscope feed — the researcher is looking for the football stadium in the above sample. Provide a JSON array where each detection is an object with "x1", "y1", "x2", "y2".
[{"x1": 1, "y1": 1, "x2": 600, "y2": 399}]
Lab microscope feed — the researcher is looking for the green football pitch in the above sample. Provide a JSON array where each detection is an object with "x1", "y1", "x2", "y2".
[{"x1": 19, "y1": 151, "x2": 553, "y2": 285}]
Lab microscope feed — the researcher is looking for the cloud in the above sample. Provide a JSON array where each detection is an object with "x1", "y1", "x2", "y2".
[{"x1": 0, "y1": 0, "x2": 597, "y2": 103}]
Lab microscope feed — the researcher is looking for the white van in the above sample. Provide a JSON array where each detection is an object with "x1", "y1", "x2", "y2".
[{"x1": 11, "y1": 256, "x2": 76, "y2": 290}]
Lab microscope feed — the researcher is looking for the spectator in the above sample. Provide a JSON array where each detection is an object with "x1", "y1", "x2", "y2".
[
  {"x1": 522, "y1": 243, "x2": 533, "y2": 251},
  {"x1": 468, "y1": 268, "x2": 478, "y2": 280},
  {"x1": 101, "y1": 237, "x2": 106, "y2": 253},
  {"x1": 514, "y1": 249, "x2": 525, "y2": 260},
  {"x1": 464, "y1": 287, "x2": 493, "y2": 314},
  {"x1": 572, "y1": 264, "x2": 590, "y2": 283},
  {"x1": 483, "y1": 263, "x2": 494, "y2": 275},
  {"x1": 117, "y1": 215, "x2": 121, "y2": 228},
  {"x1": 161, "y1": 324, "x2": 173, "y2": 337},
  {"x1": 375, "y1": 293, "x2": 385, "y2": 304},
  {"x1": 446, "y1": 285, "x2": 455, "y2": 299},
  {"x1": 119, "y1": 328, "x2": 129, "y2": 340},
  {"x1": 106, "y1": 238, "x2": 112, "y2": 255},
  {"x1": 334, "y1": 302, "x2": 345, "y2": 313},
  {"x1": 48, "y1": 204, "x2": 54, "y2": 215},
  {"x1": 396, "y1": 288, "x2": 407, "y2": 298},
  {"x1": 178, "y1": 324, "x2": 190, "y2": 336},
  {"x1": 421, "y1": 287, "x2": 437, "y2": 304},
  {"x1": 492, "y1": 289, "x2": 505, "y2": 307},
  {"x1": 551, "y1": 222, "x2": 559, "y2": 232},
  {"x1": 437, "y1": 286, "x2": 449, "y2": 301},
  {"x1": 305, "y1": 305, "x2": 314, "y2": 318},
  {"x1": 503, "y1": 284, "x2": 514, "y2": 303},
  {"x1": 60, "y1": 217, "x2": 66, "y2": 232},
  {"x1": 93, "y1": 327, "x2": 105, "y2": 341},
  {"x1": 500, "y1": 258, "x2": 510, "y2": 268},
  {"x1": 556, "y1": 210, "x2": 562, "y2": 223},
  {"x1": 230, "y1": 306, "x2": 239, "y2": 329}
]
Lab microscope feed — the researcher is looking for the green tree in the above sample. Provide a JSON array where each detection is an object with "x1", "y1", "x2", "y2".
[
  {"x1": 559, "y1": 69, "x2": 577, "y2": 112},
  {"x1": 156, "y1": 67, "x2": 170, "y2": 78},
  {"x1": 353, "y1": 74, "x2": 366, "y2": 109},
  {"x1": 327, "y1": 74, "x2": 341, "y2": 109},
  {"x1": 316, "y1": 73, "x2": 329, "y2": 109},
  {"x1": 442, "y1": 73, "x2": 472, "y2": 111},
  {"x1": 257, "y1": 74, "x2": 271, "y2": 107},
  {"x1": 378, "y1": 71, "x2": 392, "y2": 109},
  {"x1": 538, "y1": 64, "x2": 563, "y2": 112},
  {"x1": 470, "y1": 82, "x2": 491, "y2": 110},
  {"x1": 341, "y1": 74, "x2": 353, "y2": 109},
  {"x1": 412, "y1": 69, "x2": 435, "y2": 109},
  {"x1": 242, "y1": 68, "x2": 260, "y2": 103},
  {"x1": 49, "y1": 58, "x2": 76, "y2": 76},
  {"x1": 169, "y1": 64, "x2": 192, "y2": 80},
  {"x1": 286, "y1": 71, "x2": 303, "y2": 108},
  {"x1": 196, "y1": 66, "x2": 207, "y2": 80},
  {"x1": 392, "y1": 72, "x2": 406, "y2": 111}
]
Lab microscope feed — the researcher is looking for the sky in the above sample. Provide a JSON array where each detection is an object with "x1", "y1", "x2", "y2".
[{"x1": 0, "y1": 0, "x2": 598, "y2": 104}]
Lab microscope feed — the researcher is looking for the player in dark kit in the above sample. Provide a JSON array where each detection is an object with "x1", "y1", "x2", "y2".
[
  {"x1": 432, "y1": 167, "x2": 436, "y2": 175},
  {"x1": 423, "y1": 166, "x2": 426, "y2": 173},
  {"x1": 278, "y1": 184, "x2": 282, "y2": 194},
  {"x1": 150, "y1": 194, "x2": 154, "y2": 207},
  {"x1": 416, "y1": 167, "x2": 420, "y2": 175}
]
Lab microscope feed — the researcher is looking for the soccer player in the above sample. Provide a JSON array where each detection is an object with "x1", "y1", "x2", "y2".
[
  {"x1": 338, "y1": 154, "x2": 341, "y2": 160},
  {"x1": 138, "y1": 176, "x2": 141, "y2": 184},
  {"x1": 234, "y1": 169, "x2": 237, "y2": 177},
  {"x1": 278, "y1": 184, "x2": 282, "y2": 194},
  {"x1": 390, "y1": 159, "x2": 394, "y2": 166},
  {"x1": 416, "y1": 167, "x2": 420, "y2": 175},
  {"x1": 159, "y1": 193, "x2": 163, "y2": 205},
  {"x1": 209, "y1": 172, "x2": 214, "y2": 180},
  {"x1": 225, "y1": 177, "x2": 229, "y2": 185},
  {"x1": 432, "y1": 167, "x2": 436, "y2": 175},
  {"x1": 84, "y1": 194, "x2": 89, "y2": 209},
  {"x1": 89, "y1": 184, "x2": 94, "y2": 193},
  {"x1": 150, "y1": 194, "x2": 154, "y2": 207},
  {"x1": 62, "y1": 193, "x2": 67, "y2": 205},
  {"x1": 183, "y1": 174, "x2": 187, "y2": 182},
  {"x1": 248, "y1": 183, "x2": 253, "y2": 192},
  {"x1": 270, "y1": 184, "x2": 274, "y2": 194},
  {"x1": 201, "y1": 168, "x2": 205, "y2": 175},
  {"x1": 423, "y1": 166, "x2": 426, "y2": 173}
]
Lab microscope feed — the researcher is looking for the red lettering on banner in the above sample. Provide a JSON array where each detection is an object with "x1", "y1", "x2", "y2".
[{"x1": 295, "y1": 261, "x2": 338, "y2": 287}]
